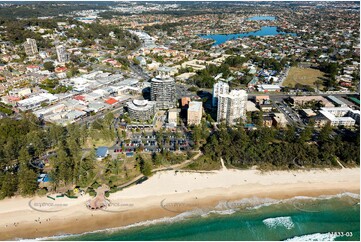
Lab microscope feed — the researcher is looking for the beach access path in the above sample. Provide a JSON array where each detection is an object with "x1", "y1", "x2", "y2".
[{"x1": 116, "y1": 150, "x2": 203, "y2": 190}]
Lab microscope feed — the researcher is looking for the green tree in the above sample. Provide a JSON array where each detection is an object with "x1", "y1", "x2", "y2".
[
  {"x1": 43, "y1": 61, "x2": 55, "y2": 72},
  {"x1": 0, "y1": 173, "x2": 18, "y2": 199}
]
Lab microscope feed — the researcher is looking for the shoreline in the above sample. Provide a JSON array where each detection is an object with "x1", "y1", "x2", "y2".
[{"x1": 0, "y1": 168, "x2": 359, "y2": 240}]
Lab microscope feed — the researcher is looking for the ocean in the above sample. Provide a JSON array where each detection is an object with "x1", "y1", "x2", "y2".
[{"x1": 56, "y1": 193, "x2": 359, "y2": 241}]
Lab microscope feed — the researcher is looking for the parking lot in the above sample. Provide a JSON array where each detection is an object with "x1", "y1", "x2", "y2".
[
  {"x1": 274, "y1": 101, "x2": 304, "y2": 127},
  {"x1": 109, "y1": 131, "x2": 192, "y2": 156}
]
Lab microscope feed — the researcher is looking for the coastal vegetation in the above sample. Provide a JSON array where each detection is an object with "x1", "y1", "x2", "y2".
[
  {"x1": 0, "y1": 115, "x2": 190, "y2": 199},
  {"x1": 200, "y1": 123, "x2": 360, "y2": 170},
  {"x1": 0, "y1": 102, "x2": 352, "y2": 198}
]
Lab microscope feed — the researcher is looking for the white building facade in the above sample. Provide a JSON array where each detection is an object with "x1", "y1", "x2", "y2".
[
  {"x1": 217, "y1": 89, "x2": 248, "y2": 125},
  {"x1": 23, "y1": 38, "x2": 38, "y2": 56},
  {"x1": 212, "y1": 81, "x2": 229, "y2": 107},
  {"x1": 56, "y1": 45, "x2": 69, "y2": 63}
]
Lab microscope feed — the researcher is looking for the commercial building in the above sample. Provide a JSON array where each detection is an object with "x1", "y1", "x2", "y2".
[
  {"x1": 17, "y1": 93, "x2": 58, "y2": 111},
  {"x1": 187, "y1": 101, "x2": 203, "y2": 126},
  {"x1": 150, "y1": 67, "x2": 176, "y2": 109},
  {"x1": 327, "y1": 96, "x2": 348, "y2": 107},
  {"x1": 23, "y1": 38, "x2": 38, "y2": 56},
  {"x1": 212, "y1": 81, "x2": 229, "y2": 107},
  {"x1": 217, "y1": 89, "x2": 248, "y2": 125},
  {"x1": 8, "y1": 88, "x2": 31, "y2": 97},
  {"x1": 126, "y1": 99, "x2": 156, "y2": 121},
  {"x1": 56, "y1": 45, "x2": 69, "y2": 63},
  {"x1": 256, "y1": 84, "x2": 281, "y2": 92},
  {"x1": 255, "y1": 95, "x2": 270, "y2": 104}
]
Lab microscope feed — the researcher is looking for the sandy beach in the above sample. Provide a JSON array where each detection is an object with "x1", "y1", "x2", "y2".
[{"x1": 0, "y1": 167, "x2": 359, "y2": 240}]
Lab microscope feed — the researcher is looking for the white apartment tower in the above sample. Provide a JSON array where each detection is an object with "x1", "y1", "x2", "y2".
[
  {"x1": 150, "y1": 67, "x2": 176, "y2": 109},
  {"x1": 56, "y1": 45, "x2": 69, "y2": 63},
  {"x1": 217, "y1": 90, "x2": 248, "y2": 125},
  {"x1": 23, "y1": 38, "x2": 38, "y2": 56},
  {"x1": 212, "y1": 81, "x2": 229, "y2": 107}
]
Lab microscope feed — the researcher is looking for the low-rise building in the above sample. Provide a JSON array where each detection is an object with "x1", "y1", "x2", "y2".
[
  {"x1": 327, "y1": 96, "x2": 348, "y2": 107},
  {"x1": 8, "y1": 87, "x2": 31, "y2": 97},
  {"x1": 257, "y1": 84, "x2": 281, "y2": 92},
  {"x1": 167, "y1": 109, "x2": 178, "y2": 128},
  {"x1": 300, "y1": 109, "x2": 317, "y2": 118},
  {"x1": 272, "y1": 113, "x2": 288, "y2": 128},
  {"x1": 17, "y1": 93, "x2": 58, "y2": 111},
  {"x1": 313, "y1": 107, "x2": 359, "y2": 127},
  {"x1": 291, "y1": 96, "x2": 334, "y2": 108},
  {"x1": 96, "y1": 147, "x2": 108, "y2": 160},
  {"x1": 263, "y1": 116, "x2": 273, "y2": 127},
  {"x1": 181, "y1": 97, "x2": 191, "y2": 108},
  {"x1": 255, "y1": 95, "x2": 270, "y2": 104},
  {"x1": 259, "y1": 104, "x2": 273, "y2": 112}
]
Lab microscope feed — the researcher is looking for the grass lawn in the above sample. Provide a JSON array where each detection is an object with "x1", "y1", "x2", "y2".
[
  {"x1": 283, "y1": 67, "x2": 325, "y2": 88},
  {"x1": 83, "y1": 137, "x2": 114, "y2": 148},
  {"x1": 185, "y1": 156, "x2": 221, "y2": 171}
]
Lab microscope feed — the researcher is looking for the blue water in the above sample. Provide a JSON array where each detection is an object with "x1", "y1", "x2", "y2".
[
  {"x1": 58, "y1": 193, "x2": 360, "y2": 241},
  {"x1": 247, "y1": 16, "x2": 276, "y2": 21},
  {"x1": 199, "y1": 26, "x2": 297, "y2": 46}
]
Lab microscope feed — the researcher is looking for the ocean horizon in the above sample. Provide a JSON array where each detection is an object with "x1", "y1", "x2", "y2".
[{"x1": 40, "y1": 193, "x2": 360, "y2": 241}]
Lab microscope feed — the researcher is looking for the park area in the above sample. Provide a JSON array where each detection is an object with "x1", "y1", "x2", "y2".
[{"x1": 283, "y1": 67, "x2": 325, "y2": 88}]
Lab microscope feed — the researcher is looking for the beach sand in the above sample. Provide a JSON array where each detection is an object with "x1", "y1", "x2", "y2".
[{"x1": 0, "y1": 168, "x2": 359, "y2": 240}]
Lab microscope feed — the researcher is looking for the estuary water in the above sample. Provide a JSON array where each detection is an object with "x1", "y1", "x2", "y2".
[
  {"x1": 247, "y1": 16, "x2": 276, "y2": 21},
  {"x1": 199, "y1": 26, "x2": 297, "y2": 46}
]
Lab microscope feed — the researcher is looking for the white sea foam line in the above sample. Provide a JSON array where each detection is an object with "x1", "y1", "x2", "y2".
[
  {"x1": 284, "y1": 232, "x2": 341, "y2": 241},
  {"x1": 263, "y1": 216, "x2": 295, "y2": 230},
  {"x1": 34, "y1": 208, "x2": 209, "y2": 240},
  {"x1": 226, "y1": 192, "x2": 360, "y2": 211}
]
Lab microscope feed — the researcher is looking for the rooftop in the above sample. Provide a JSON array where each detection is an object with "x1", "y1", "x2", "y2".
[{"x1": 188, "y1": 101, "x2": 202, "y2": 112}]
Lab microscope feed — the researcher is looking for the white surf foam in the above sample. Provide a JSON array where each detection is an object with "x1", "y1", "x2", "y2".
[
  {"x1": 285, "y1": 232, "x2": 341, "y2": 241},
  {"x1": 263, "y1": 216, "x2": 294, "y2": 230}
]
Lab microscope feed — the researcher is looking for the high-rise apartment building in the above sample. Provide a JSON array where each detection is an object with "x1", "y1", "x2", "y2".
[
  {"x1": 212, "y1": 81, "x2": 229, "y2": 107},
  {"x1": 56, "y1": 45, "x2": 69, "y2": 63},
  {"x1": 217, "y1": 90, "x2": 248, "y2": 125},
  {"x1": 23, "y1": 38, "x2": 38, "y2": 56},
  {"x1": 150, "y1": 67, "x2": 176, "y2": 109},
  {"x1": 187, "y1": 101, "x2": 203, "y2": 126}
]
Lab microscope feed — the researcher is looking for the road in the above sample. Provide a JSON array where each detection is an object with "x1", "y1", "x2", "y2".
[
  {"x1": 273, "y1": 101, "x2": 304, "y2": 127},
  {"x1": 130, "y1": 63, "x2": 150, "y2": 81}
]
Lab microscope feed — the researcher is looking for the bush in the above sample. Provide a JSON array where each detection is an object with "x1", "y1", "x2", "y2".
[{"x1": 37, "y1": 188, "x2": 48, "y2": 196}]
